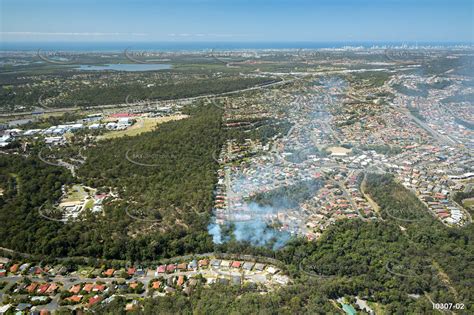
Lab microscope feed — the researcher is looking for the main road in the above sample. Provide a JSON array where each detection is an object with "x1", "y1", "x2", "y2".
[{"x1": 0, "y1": 78, "x2": 291, "y2": 119}]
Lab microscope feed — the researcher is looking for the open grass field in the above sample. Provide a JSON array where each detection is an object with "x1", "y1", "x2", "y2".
[
  {"x1": 78, "y1": 266, "x2": 95, "y2": 277},
  {"x1": 84, "y1": 199, "x2": 94, "y2": 210},
  {"x1": 462, "y1": 198, "x2": 474, "y2": 209},
  {"x1": 99, "y1": 115, "x2": 188, "y2": 140},
  {"x1": 62, "y1": 185, "x2": 88, "y2": 203}
]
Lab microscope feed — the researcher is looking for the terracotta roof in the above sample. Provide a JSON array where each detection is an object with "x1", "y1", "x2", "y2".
[
  {"x1": 88, "y1": 295, "x2": 103, "y2": 307},
  {"x1": 66, "y1": 295, "x2": 82, "y2": 303},
  {"x1": 177, "y1": 275, "x2": 185, "y2": 286},
  {"x1": 45, "y1": 283, "x2": 58, "y2": 294},
  {"x1": 37, "y1": 283, "x2": 50, "y2": 294},
  {"x1": 231, "y1": 261, "x2": 241, "y2": 268},
  {"x1": 69, "y1": 284, "x2": 81, "y2": 294},
  {"x1": 9, "y1": 264, "x2": 19, "y2": 273},
  {"x1": 82, "y1": 283, "x2": 94, "y2": 293},
  {"x1": 26, "y1": 283, "x2": 38, "y2": 293},
  {"x1": 93, "y1": 284, "x2": 106, "y2": 292}
]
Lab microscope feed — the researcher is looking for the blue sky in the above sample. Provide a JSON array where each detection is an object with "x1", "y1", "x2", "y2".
[{"x1": 1, "y1": 0, "x2": 473, "y2": 42}]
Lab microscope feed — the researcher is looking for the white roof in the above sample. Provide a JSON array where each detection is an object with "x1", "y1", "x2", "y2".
[
  {"x1": 267, "y1": 266, "x2": 278, "y2": 274},
  {"x1": 0, "y1": 304, "x2": 12, "y2": 313},
  {"x1": 23, "y1": 129, "x2": 41, "y2": 135}
]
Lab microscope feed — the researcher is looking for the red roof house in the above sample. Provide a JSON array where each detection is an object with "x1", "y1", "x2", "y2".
[
  {"x1": 157, "y1": 265, "x2": 166, "y2": 273},
  {"x1": 37, "y1": 283, "x2": 50, "y2": 294},
  {"x1": 177, "y1": 275, "x2": 185, "y2": 287},
  {"x1": 166, "y1": 264, "x2": 176, "y2": 273},
  {"x1": 177, "y1": 263, "x2": 187, "y2": 270},
  {"x1": 66, "y1": 295, "x2": 82, "y2": 303},
  {"x1": 45, "y1": 283, "x2": 58, "y2": 294},
  {"x1": 93, "y1": 284, "x2": 106, "y2": 292},
  {"x1": 231, "y1": 261, "x2": 242, "y2": 268},
  {"x1": 82, "y1": 283, "x2": 94, "y2": 293},
  {"x1": 69, "y1": 284, "x2": 81, "y2": 294},
  {"x1": 198, "y1": 259, "x2": 209, "y2": 267},
  {"x1": 9, "y1": 264, "x2": 19, "y2": 273},
  {"x1": 88, "y1": 295, "x2": 103, "y2": 308},
  {"x1": 26, "y1": 283, "x2": 38, "y2": 293}
]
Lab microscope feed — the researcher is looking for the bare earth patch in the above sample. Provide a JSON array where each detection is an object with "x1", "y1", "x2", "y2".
[
  {"x1": 327, "y1": 146, "x2": 352, "y2": 156},
  {"x1": 99, "y1": 115, "x2": 189, "y2": 140}
]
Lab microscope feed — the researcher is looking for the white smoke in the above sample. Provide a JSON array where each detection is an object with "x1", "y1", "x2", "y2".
[{"x1": 208, "y1": 77, "x2": 347, "y2": 249}]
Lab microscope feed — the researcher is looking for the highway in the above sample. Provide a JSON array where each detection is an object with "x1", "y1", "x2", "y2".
[
  {"x1": 0, "y1": 78, "x2": 290, "y2": 119},
  {"x1": 400, "y1": 106, "x2": 456, "y2": 146}
]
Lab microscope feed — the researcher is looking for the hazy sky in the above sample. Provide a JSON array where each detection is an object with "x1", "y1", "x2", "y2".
[{"x1": 1, "y1": 0, "x2": 473, "y2": 42}]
